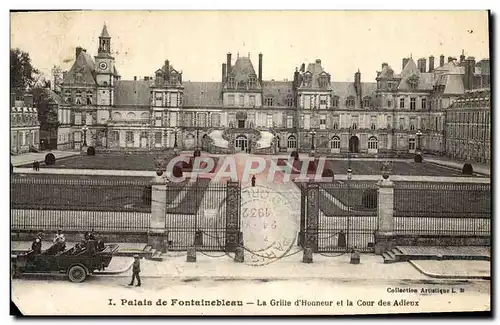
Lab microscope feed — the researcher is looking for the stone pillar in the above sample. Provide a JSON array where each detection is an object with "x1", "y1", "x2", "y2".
[
  {"x1": 148, "y1": 176, "x2": 168, "y2": 252},
  {"x1": 374, "y1": 177, "x2": 395, "y2": 254}
]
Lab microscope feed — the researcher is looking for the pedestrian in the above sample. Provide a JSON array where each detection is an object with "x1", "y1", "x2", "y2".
[
  {"x1": 31, "y1": 233, "x2": 42, "y2": 255},
  {"x1": 35, "y1": 161, "x2": 40, "y2": 171},
  {"x1": 129, "y1": 255, "x2": 141, "y2": 287},
  {"x1": 251, "y1": 175, "x2": 256, "y2": 187},
  {"x1": 32, "y1": 160, "x2": 37, "y2": 171}
]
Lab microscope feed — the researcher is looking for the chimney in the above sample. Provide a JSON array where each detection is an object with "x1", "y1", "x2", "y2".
[
  {"x1": 24, "y1": 94, "x2": 34, "y2": 107},
  {"x1": 448, "y1": 56, "x2": 454, "y2": 63},
  {"x1": 402, "y1": 58, "x2": 409, "y2": 70},
  {"x1": 164, "y1": 60, "x2": 170, "y2": 75},
  {"x1": 460, "y1": 50, "x2": 465, "y2": 63},
  {"x1": 381, "y1": 62, "x2": 388, "y2": 69},
  {"x1": 315, "y1": 59, "x2": 321, "y2": 64},
  {"x1": 76, "y1": 46, "x2": 83, "y2": 59},
  {"x1": 417, "y1": 58, "x2": 426, "y2": 73},
  {"x1": 440, "y1": 54, "x2": 445, "y2": 67},
  {"x1": 300, "y1": 63, "x2": 305, "y2": 72},
  {"x1": 354, "y1": 70, "x2": 362, "y2": 105},
  {"x1": 222, "y1": 63, "x2": 227, "y2": 83},
  {"x1": 258, "y1": 53, "x2": 263, "y2": 83},
  {"x1": 428, "y1": 56, "x2": 435, "y2": 72},
  {"x1": 226, "y1": 53, "x2": 232, "y2": 76},
  {"x1": 144, "y1": 76, "x2": 149, "y2": 81},
  {"x1": 82, "y1": 49, "x2": 87, "y2": 53},
  {"x1": 293, "y1": 68, "x2": 299, "y2": 91},
  {"x1": 134, "y1": 76, "x2": 137, "y2": 81},
  {"x1": 464, "y1": 56, "x2": 476, "y2": 90}
]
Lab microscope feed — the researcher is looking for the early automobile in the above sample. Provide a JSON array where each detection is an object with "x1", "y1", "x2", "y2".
[{"x1": 11, "y1": 242, "x2": 119, "y2": 283}]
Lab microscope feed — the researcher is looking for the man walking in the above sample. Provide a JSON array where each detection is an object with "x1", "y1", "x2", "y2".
[{"x1": 129, "y1": 255, "x2": 141, "y2": 287}]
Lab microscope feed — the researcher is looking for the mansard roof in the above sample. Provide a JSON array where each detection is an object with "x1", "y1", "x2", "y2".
[
  {"x1": 62, "y1": 50, "x2": 96, "y2": 85},
  {"x1": 114, "y1": 80, "x2": 152, "y2": 106},
  {"x1": 183, "y1": 82, "x2": 222, "y2": 107}
]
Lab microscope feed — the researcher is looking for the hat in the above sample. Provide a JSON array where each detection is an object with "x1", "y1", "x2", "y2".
[{"x1": 133, "y1": 255, "x2": 140, "y2": 259}]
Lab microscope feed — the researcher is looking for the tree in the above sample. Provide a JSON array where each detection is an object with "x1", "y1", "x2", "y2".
[{"x1": 10, "y1": 48, "x2": 40, "y2": 92}]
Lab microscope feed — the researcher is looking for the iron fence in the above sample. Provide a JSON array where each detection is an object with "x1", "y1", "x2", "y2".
[
  {"x1": 393, "y1": 182, "x2": 491, "y2": 236},
  {"x1": 11, "y1": 176, "x2": 151, "y2": 232},
  {"x1": 165, "y1": 180, "x2": 241, "y2": 251}
]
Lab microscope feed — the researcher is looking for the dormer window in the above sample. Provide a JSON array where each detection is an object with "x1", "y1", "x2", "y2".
[
  {"x1": 408, "y1": 75, "x2": 419, "y2": 90},
  {"x1": 265, "y1": 97, "x2": 274, "y2": 107},
  {"x1": 388, "y1": 82, "x2": 394, "y2": 90},
  {"x1": 75, "y1": 72, "x2": 83, "y2": 83},
  {"x1": 319, "y1": 76, "x2": 329, "y2": 88},
  {"x1": 346, "y1": 96, "x2": 355, "y2": 108},
  {"x1": 332, "y1": 96, "x2": 339, "y2": 108},
  {"x1": 303, "y1": 74, "x2": 312, "y2": 87},
  {"x1": 249, "y1": 76, "x2": 257, "y2": 89},
  {"x1": 286, "y1": 95, "x2": 294, "y2": 107},
  {"x1": 228, "y1": 76, "x2": 235, "y2": 89},
  {"x1": 363, "y1": 97, "x2": 371, "y2": 108},
  {"x1": 237, "y1": 81, "x2": 246, "y2": 90},
  {"x1": 169, "y1": 74, "x2": 178, "y2": 85}
]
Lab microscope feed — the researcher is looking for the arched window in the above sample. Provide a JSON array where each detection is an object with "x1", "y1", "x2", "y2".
[
  {"x1": 287, "y1": 135, "x2": 297, "y2": 149},
  {"x1": 127, "y1": 112, "x2": 136, "y2": 119},
  {"x1": 330, "y1": 136, "x2": 340, "y2": 149},
  {"x1": 368, "y1": 136, "x2": 378, "y2": 149},
  {"x1": 140, "y1": 112, "x2": 150, "y2": 120},
  {"x1": 112, "y1": 112, "x2": 122, "y2": 120}
]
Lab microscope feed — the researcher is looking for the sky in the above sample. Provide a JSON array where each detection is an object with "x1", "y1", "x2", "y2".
[{"x1": 10, "y1": 11, "x2": 490, "y2": 83}]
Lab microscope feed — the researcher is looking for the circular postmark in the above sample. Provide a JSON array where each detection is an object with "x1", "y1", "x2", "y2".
[{"x1": 240, "y1": 184, "x2": 300, "y2": 266}]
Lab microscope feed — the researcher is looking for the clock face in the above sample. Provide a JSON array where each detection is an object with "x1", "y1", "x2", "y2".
[{"x1": 99, "y1": 62, "x2": 108, "y2": 70}]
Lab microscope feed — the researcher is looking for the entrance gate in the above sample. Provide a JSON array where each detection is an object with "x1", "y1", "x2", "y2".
[
  {"x1": 298, "y1": 181, "x2": 377, "y2": 252},
  {"x1": 164, "y1": 181, "x2": 241, "y2": 252}
]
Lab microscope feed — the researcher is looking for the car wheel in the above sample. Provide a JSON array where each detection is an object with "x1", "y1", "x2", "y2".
[{"x1": 68, "y1": 265, "x2": 87, "y2": 283}]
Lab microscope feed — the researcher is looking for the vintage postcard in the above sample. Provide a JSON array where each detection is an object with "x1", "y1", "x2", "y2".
[{"x1": 9, "y1": 10, "x2": 491, "y2": 316}]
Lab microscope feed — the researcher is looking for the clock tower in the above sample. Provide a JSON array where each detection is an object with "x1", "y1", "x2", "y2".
[{"x1": 95, "y1": 23, "x2": 116, "y2": 107}]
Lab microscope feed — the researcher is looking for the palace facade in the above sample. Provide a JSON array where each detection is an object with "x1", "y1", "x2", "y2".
[
  {"x1": 57, "y1": 24, "x2": 491, "y2": 158},
  {"x1": 10, "y1": 93, "x2": 40, "y2": 154}
]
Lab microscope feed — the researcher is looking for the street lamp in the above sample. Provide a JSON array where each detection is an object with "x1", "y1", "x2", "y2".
[
  {"x1": 416, "y1": 129, "x2": 423, "y2": 153},
  {"x1": 82, "y1": 125, "x2": 88, "y2": 147},
  {"x1": 309, "y1": 130, "x2": 316, "y2": 151}
]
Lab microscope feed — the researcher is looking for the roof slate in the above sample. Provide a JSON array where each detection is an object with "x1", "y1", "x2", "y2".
[
  {"x1": 261, "y1": 80, "x2": 294, "y2": 106},
  {"x1": 62, "y1": 51, "x2": 96, "y2": 85},
  {"x1": 114, "y1": 80, "x2": 152, "y2": 106},
  {"x1": 183, "y1": 82, "x2": 222, "y2": 107}
]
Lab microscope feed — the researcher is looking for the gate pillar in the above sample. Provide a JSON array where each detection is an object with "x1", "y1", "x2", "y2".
[
  {"x1": 298, "y1": 182, "x2": 307, "y2": 247},
  {"x1": 305, "y1": 182, "x2": 320, "y2": 252},
  {"x1": 225, "y1": 181, "x2": 241, "y2": 252},
  {"x1": 148, "y1": 176, "x2": 168, "y2": 252},
  {"x1": 374, "y1": 178, "x2": 395, "y2": 254}
]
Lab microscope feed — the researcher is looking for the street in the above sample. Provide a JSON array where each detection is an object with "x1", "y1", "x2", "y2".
[{"x1": 11, "y1": 276, "x2": 490, "y2": 315}]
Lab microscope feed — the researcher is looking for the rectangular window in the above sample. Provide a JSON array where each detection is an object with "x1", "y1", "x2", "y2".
[
  {"x1": 287, "y1": 116, "x2": 293, "y2": 128},
  {"x1": 86, "y1": 114, "x2": 93, "y2": 126},
  {"x1": 399, "y1": 98, "x2": 405, "y2": 109},
  {"x1": 387, "y1": 100, "x2": 392, "y2": 108},
  {"x1": 249, "y1": 95, "x2": 256, "y2": 107},
  {"x1": 170, "y1": 93, "x2": 178, "y2": 107},
  {"x1": 267, "y1": 115, "x2": 273, "y2": 128},
  {"x1": 399, "y1": 117, "x2": 405, "y2": 130},
  {"x1": 304, "y1": 115, "x2": 310, "y2": 129},
  {"x1": 265, "y1": 97, "x2": 274, "y2": 107},
  {"x1": 239, "y1": 95, "x2": 245, "y2": 107},
  {"x1": 319, "y1": 95, "x2": 327, "y2": 109},
  {"x1": 155, "y1": 132, "x2": 162, "y2": 144},
  {"x1": 304, "y1": 96, "x2": 310, "y2": 109},
  {"x1": 421, "y1": 98, "x2": 427, "y2": 110},
  {"x1": 410, "y1": 118, "x2": 416, "y2": 131},
  {"x1": 319, "y1": 115, "x2": 326, "y2": 130},
  {"x1": 170, "y1": 112, "x2": 177, "y2": 127},
  {"x1": 155, "y1": 92, "x2": 163, "y2": 107},
  {"x1": 126, "y1": 131, "x2": 134, "y2": 143},
  {"x1": 352, "y1": 116, "x2": 358, "y2": 129},
  {"x1": 409, "y1": 138, "x2": 416, "y2": 150},
  {"x1": 74, "y1": 113, "x2": 81, "y2": 126},
  {"x1": 155, "y1": 112, "x2": 162, "y2": 127},
  {"x1": 410, "y1": 97, "x2": 416, "y2": 111},
  {"x1": 228, "y1": 95, "x2": 235, "y2": 106}
]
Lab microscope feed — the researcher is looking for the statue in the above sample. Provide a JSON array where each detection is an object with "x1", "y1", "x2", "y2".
[{"x1": 381, "y1": 161, "x2": 391, "y2": 179}]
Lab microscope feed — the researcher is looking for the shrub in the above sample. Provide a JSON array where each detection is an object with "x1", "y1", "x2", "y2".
[
  {"x1": 362, "y1": 189, "x2": 378, "y2": 209},
  {"x1": 142, "y1": 185, "x2": 152, "y2": 205},
  {"x1": 87, "y1": 146, "x2": 96, "y2": 156},
  {"x1": 44, "y1": 153, "x2": 56, "y2": 165},
  {"x1": 462, "y1": 163, "x2": 473, "y2": 175},
  {"x1": 414, "y1": 154, "x2": 423, "y2": 163}
]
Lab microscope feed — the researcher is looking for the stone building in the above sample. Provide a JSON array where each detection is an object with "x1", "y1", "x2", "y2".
[
  {"x1": 56, "y1": 24, "x2": 490, "y2": 159},
  {"x1": 10, "y1": 93, "x2": 40, "y2": 154},
  {"x1": 445, "y1": 87, "x2": 491, "y2": 163}
]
